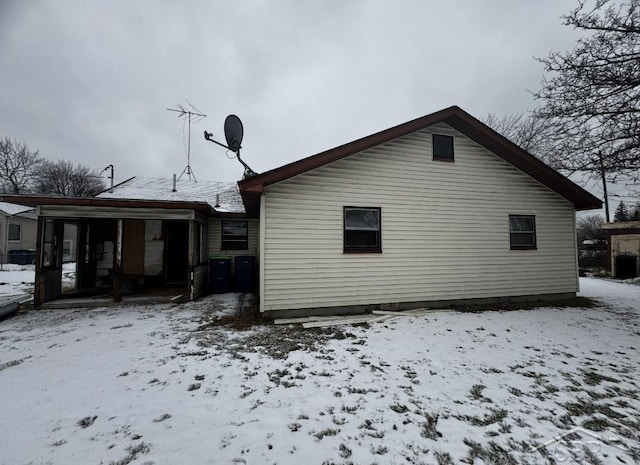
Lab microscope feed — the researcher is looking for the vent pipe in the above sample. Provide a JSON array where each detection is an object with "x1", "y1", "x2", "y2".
[
  {"x1": 172, "y1": 174, "x2": 177, "y2": 192},
  {"x1": 215, "y1": 193, "x2": 220, "y2": 208}
]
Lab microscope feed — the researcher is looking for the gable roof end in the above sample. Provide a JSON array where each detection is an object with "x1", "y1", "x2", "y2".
[{"x1": 238, "y1": 106, "x2": 602, "y2": 213}]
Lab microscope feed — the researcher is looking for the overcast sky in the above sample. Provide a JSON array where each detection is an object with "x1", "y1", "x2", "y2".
[{"x1": 1, "y1": 1, "x2": 588, "y2": 187}]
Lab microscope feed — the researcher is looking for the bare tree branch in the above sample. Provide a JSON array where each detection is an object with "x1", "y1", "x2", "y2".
[
  {"x1": 533, "y1": 0, "x2": 640, "y2": 183},
  {"x1": 35, "y1": 160, "x2": 106, "y2": 197},
  {"x1": 0, "y1": 136, "x2": 46, "y2": 193}
]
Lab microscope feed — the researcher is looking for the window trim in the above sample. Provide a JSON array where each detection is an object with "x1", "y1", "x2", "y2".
[
  {"x1": 221, "y1": 220, "x2": 249, "y2": 251},
  {"x1": 509, "y1": 214, "x2": 537, "y2": 250},
  {"x1": 8, "y1": 223, "x2": 21, "y2": 242},
  {"x1": 343, "y1": 206, "x2": 382, "y2": 253},
  {"x1": 432, "y1": 133, "x2": 454, "y2": 162}
]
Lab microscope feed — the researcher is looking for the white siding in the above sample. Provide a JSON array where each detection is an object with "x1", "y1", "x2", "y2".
[
  {"x1": 207, "y1": 218, "x2": 259, "y2": 274},
  {"x1": 261, "y1": 123, "x2": 578, "y2": 312}
]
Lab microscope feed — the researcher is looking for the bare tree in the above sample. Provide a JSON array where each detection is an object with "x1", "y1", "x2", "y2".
[
  {"x1": 577, "y1": 214, "x2": 606, "y2": 243},
  {"x1": 0, "y1": 136, "x2": 46, "y2": 193},
  {"x1": 35, "y1": 160, "x2": 106, "y2": 197},
  {"x1": 533, "y1": 0, "x2": 640, "y2": 181},
  {"x1": 483, "y1": 113, "x2": 558, "y2": 166}
]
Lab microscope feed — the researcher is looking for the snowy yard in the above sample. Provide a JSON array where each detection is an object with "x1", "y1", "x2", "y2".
[{"x1": 0, "y1": 277, "x2": 639, "y2": 465}]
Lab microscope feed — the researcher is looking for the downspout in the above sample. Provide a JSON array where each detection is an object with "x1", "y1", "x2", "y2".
[{"x1": 259, "y1": 193, "x2": 266, "y2": 313}]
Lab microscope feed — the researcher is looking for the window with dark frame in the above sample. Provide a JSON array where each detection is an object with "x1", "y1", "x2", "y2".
[
  {"x1": 221, "y1": 221, "x2": 248, "y2": 250},
  {"x1": 432, "y1": 134, "x2": 454, "y2": 161},
  {"x1": 8, "y1": 223, "x2": 21, "y2": 241},
  {"x1": 344, "y1": 207, "x2": 381, "y2": 253},
  {"x1": 63, "y1": 240, "x2": 72, "y2": 258},
  {"x1": 509, "y1": 215, "x2": 536, "y2": 250}
]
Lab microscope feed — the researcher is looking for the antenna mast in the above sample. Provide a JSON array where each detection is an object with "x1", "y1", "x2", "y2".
[{"x1": 167, "y1": 102, "x2": 206, "y2": 181}]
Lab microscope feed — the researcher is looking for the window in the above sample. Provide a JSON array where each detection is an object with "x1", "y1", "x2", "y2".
[
  {"x1": 509, "y1": 215, "x2": 536, "y2": 250},
  {"x1": 8, "y1": 223, "x2": 21, "y2": 242},
  {"x1": 221, "y1": 221, "x2": 248, "y2": 250},
  {"x1": 432, "y1": 134, "x2": 454, "y2": 161},
  {"x1": 344, "y1": 207, "x2": 381, "y2": 253},
  {"x1": 63, "y1": 240, "x2": 72, "y2": 258}
]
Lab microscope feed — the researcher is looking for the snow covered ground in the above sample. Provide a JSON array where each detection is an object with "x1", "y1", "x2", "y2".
[{"x1": 0, "y1": 275, "x2": 639, "y2": 465}]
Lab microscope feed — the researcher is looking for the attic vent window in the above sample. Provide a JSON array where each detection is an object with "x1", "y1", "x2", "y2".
[{"x1": 432, "y1": 134, "x2": 454, "y2": 161}]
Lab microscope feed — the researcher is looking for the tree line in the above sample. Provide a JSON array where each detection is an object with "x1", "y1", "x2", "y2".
[{"x1": 0, "y1": 136, "x2": 105, "y2": 197}]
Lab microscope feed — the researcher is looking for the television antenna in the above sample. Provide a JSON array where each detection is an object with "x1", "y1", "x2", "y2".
[
  {"x1": 167, "y1": 102, "x2": 207, "y2": 181},
  {"x1": 204, "y1": 114, "x2": 257, "y2": 178}
]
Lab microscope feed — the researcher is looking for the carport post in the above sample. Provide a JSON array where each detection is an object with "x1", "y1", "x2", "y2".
[
  {"x1": 113, "y1": 218, "x2": 123, "y2": 302},
  {"x1": 33, "y1": 216, "x2": 44, "y2": 307}
]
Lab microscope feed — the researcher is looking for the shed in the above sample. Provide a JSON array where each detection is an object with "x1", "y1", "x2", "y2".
[{"x1": 601, "y1": 221, "x2": 640, "y2": 279}]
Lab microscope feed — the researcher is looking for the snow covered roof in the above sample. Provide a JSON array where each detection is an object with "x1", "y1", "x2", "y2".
[
  {"x1": 97, "y1": 177, "x2": 245, "y2": 213},
  {"x1": 0, "y1": 201, "x2": 36, "y2": 217}
]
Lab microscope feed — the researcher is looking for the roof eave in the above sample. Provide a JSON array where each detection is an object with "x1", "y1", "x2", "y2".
[{"x1": 238, "y1": 106, "x2": 602, "y2": 211}]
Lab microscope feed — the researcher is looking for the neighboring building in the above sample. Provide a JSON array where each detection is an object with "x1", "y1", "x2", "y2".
[
  {"x1": 0, "y1": 202, "x2": 37, "y2": 265},
  {"x1": 601, "y1": 221, "x2": 640, "y2": 279},
  {"x1": 2, "y1": 106, "x2": 602, "y2": 313}
]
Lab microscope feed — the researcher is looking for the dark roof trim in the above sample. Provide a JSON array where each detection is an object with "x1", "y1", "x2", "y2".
[
  {"x1": 0, "y1": 195, "x2": 218, "y2": 216},
  {"x1": 239, "y1": 106, "x2": 602, "y2": 211}
]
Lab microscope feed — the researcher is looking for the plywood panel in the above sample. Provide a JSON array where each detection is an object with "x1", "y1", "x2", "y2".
[{"x1": 123, "y1": 219, "x2": 144, "y2": 275}]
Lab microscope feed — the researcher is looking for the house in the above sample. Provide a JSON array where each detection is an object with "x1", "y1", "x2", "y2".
[
  {"x1": 0, "y1": 202, "x2": 37, "y2": 265},
  {"x1": 601, "y1": 221, "x2": 640, "y2": 279},
  {"x1": 238, "y1": 106, "x2": 601, "y2": 317},
  {"x1": 2, "y1": 106, "x2": 601, "y2": 314}
]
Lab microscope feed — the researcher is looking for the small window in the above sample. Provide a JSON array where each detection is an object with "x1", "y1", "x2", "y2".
[
  {"x1": 344, "y1": 207, "x2": 381, "y2": 253},
  {"x1": 63, "y1": 240, "x2": 72, "y2": 258},
  {"x1": 509, "y1": 215, "x2": 536, "y2": 250},
  {"x1": 221, "y1": 221, "x2": 248, "y2": 250},
  {"x1": 8, "y1": 224, "x2": 21, "y2": 242},
  {"x1": 432, "y1": 134, "x2": 454, "y2": 161}
]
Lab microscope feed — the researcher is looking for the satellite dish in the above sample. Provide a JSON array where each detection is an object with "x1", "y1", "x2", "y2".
[{"x1": 224, "y1": 115, "x2": 243, "y2": 152}]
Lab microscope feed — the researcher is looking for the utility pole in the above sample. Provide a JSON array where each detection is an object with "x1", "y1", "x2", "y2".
[
  {"x1": 598, "y1": 152, "x2": 610, "y2": 223},
  {"x1": 167, "y1": 103, "x2": 206, "y2": 181}
]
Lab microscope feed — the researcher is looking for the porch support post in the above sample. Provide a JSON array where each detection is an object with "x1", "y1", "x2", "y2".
[
  {"x1": 188, "y1": 220, "x2": 194, "y2": 300},
  {"x1": 33, "y1": 216, "x2": 44, "y2": 307},
  {"x1": 113, "y1": 218, "x2": 123, "y2": 302}
]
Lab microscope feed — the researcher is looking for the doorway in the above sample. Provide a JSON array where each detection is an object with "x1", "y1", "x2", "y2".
[{"x1": 164, "y1": 220, "x2": 188, "y2": 283}]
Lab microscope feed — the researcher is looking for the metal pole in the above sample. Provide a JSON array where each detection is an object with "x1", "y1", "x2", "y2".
[{"x1": 598, "y1": 152, "x2": 610, "y2": 222}]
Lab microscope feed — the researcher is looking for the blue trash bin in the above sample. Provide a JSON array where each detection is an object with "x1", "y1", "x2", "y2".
[
  {"x1": 234, "y1": 256, "x2": 256, "y2": 292},
  {"x1": 209, "y1": 257, "x2": 231, "y2": 293},
  {"x1": 8, "y1": 250, "x2": 31, "y2": 265}
]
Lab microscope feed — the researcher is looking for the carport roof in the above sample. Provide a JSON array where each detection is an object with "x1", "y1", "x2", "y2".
[{"x1": 0, "y1": 177, "x2": 247, "y2": 218}]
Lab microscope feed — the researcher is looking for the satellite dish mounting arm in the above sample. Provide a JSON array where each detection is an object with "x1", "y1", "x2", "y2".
[
  {"x1": 204, "y1": 131, "x2": 230, "y2": 150},
  {"x1": 203, "y1": 130, "x2": 257, "y2": 178}
]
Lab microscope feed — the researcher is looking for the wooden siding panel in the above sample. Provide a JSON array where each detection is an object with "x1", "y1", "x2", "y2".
[
  {"x1": 261, "y1": 124, "x2": 578, "y2": 312},
  {"x1": 192, "y1": 264, "x2": 209, "y2": 299}
]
